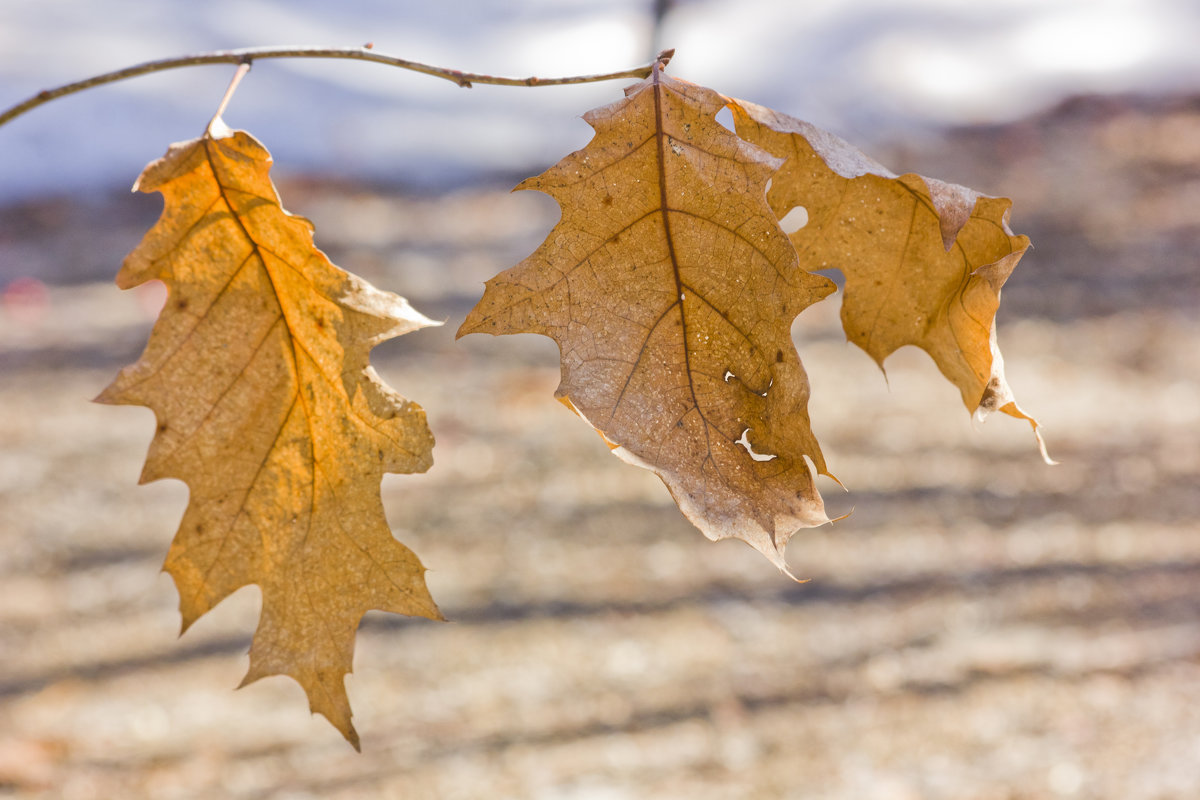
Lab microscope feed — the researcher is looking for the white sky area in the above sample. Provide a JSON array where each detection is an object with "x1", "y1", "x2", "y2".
[{"x1": 1, "y1": 0, "x2": 1198, "y2": 199}]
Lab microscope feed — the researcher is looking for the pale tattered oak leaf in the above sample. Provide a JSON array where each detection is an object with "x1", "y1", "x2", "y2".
[
  {"x1": 459, "y1": 68, "x2": 836, "y2": 572},
  {"x1": 729, "y1": 98, "x2": 1050, "y2": 460},
  {"x1": 97, "y1": 125, "x2": 442, "y2": 749}
]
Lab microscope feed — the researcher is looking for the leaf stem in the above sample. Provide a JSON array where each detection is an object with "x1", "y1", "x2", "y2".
[
  {"x1": 207, "y1": 61, "x2": 252, "y2": 136},
  {"x1": 0, "y1": 46, "x2": 676, "y2": 129}
]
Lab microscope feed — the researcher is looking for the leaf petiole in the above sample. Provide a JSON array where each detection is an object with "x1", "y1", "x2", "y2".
[{"x1": 207, "y1": 61, "x2": 252, "y2": 136}]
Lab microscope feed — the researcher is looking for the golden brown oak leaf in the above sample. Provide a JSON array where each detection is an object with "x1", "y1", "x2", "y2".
[
  {"x1": 458, "y1": 68, "x2": 836, "y2": 572},
  {"x1": 96, "y1": 124, "x2": 442, "y2": 749},
  {"x1": 729, "y1": 98, "x2": 1050, "y2": 460}
]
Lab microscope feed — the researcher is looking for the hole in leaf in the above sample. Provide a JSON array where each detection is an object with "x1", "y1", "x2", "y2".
[
  {"x1": 736, "y1": 428, "x2": 777, "y2": 462},
  {"x1": 779, "y1": 205, "x2": 809, "y2": 234},
  {"x1": 715, "y1": 106, "x2": 735, "y2": 133}
]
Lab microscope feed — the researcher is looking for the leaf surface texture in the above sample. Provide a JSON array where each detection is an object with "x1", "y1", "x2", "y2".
[
  {"x1": 459, "y1": 70, "x2": 837, "y2": 570},
  {"x1": 730, "y1": 98, "x2": 1046, "y2": 452},
  {"x1": 98, "y1": 128, "x2": 441, "y2": 749}
]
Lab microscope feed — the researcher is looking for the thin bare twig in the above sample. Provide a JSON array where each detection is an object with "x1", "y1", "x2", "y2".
[{"x1": 0, "y1": 46, "x2": 676, "y2": 129}]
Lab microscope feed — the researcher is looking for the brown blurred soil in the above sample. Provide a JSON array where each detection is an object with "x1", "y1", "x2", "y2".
[{"x1": 1, "y1": 93, "x2": 1199, "y2": 799}]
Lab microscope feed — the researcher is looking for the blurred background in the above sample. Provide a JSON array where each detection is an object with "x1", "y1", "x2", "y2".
[
  {"x1": 2, "y1": 1, "x2": 1199, "y2": 798},
  {"x1": 3, "y1": 0, "x2": 1200, "y2": 196}
]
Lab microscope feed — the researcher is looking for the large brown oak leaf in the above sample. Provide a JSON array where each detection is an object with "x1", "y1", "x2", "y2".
[{"x1": 459, "y1": 68, "x2": 836, "y2": 571}]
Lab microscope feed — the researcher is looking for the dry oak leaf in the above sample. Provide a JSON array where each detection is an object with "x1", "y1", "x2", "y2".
[
  {"x1": 458, "y1": 67, "x2": 836, "y2": 572},
  {"x1": 97, "y1": 123, "x2": 442, "y2": 749},
  {"x1": 729, "y1": 98, "x2": 1050, "y2": 460}
]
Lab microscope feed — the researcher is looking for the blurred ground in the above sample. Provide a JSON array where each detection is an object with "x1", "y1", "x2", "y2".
[{"x1": 1, "y1": 92, "x2": 1199, "y2": 799}]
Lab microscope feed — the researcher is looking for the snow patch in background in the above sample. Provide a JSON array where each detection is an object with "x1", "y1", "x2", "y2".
[{"x1": 1, "y1": 0, "x2": 1198, "y2": 200}]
